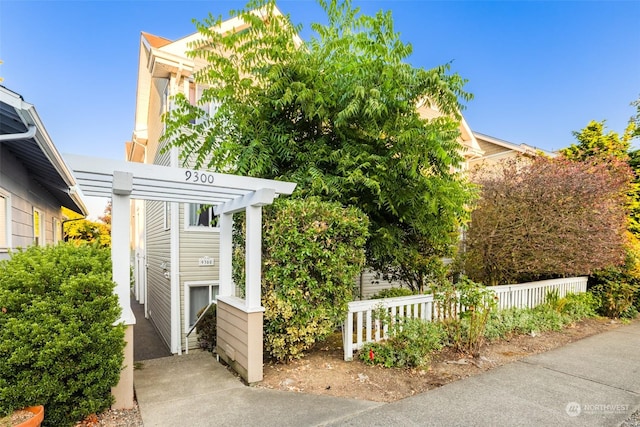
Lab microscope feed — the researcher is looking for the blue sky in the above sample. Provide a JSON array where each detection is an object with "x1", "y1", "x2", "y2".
[{"x1": 1, "y1": 1, "x2": 639, "y2": 215}]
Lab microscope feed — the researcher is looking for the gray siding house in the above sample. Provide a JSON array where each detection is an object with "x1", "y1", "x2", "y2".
[{"x1": 0, "y1": 86, "x2": 87, "y2": 259}]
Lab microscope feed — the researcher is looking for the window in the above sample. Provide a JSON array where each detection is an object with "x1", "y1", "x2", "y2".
[
  {"x1": 33, "y1": 208, "x2": 44, "y2": 246},
  {"x1": 0, "y1": 191, "x2": 10, "y2": 249},
  {"x1": 161, "y1": 82, "x2": 170, "y2": 133},
  {"x1": 53, "y1": 218, "x2": 62, "y2": 244},
  {"x1": 185, "y1": 203, "x2": 219, "y2": 230},
  {"x1": 184, "y1": 281, "x2": 219, "y2": 331},
  {"x1": 163, "y1": 202, "x2": 171, "y2": 230},
  {"x1": 188, "y1": 83, "x2": 219, "y2": 125}
]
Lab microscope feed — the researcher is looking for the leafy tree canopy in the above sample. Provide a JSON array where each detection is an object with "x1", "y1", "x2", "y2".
[
  {"x1": 561, "y1": 120, "x2": 633, "y2": 162},
  {"x1": 163, "y1": 0, "x2": 475, "y2": 291},
  {"x1": 62, "y1": 205, "x2": 111, "y2": 248}
]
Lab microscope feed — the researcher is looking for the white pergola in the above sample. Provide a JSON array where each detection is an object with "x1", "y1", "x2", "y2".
[{"x1": 65, "y1": 154, "x2": 296, "y2": 403}]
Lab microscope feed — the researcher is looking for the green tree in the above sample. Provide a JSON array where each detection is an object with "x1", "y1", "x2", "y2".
[
  {"x1": 62, "y1": 206, "x2": 111, "y2": 248},
  {"x1": 562, "y1": 115, "x2": 640, "y2": 316},
  {"x1": 631, "y1": 95, "x2": 640, "y2": 138},
  {"x1": 164, "y1": 0, "x2": 475, "y2": 291},
  {"x1": 561, "y1": 120, "x2": 632, "y2": 162}
]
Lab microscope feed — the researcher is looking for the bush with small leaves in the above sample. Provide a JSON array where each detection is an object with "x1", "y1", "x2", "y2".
[
  {"x1": 259, "y1": 197, "x2": 368, "y2": 362},
  {"x1": 0, "y1": 244, "x2": 124, "y2": 427}
]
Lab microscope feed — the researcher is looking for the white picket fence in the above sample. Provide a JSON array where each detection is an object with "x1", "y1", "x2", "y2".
[{"x1": 342, "y1": 276, "x2": 588, "y2": 361}]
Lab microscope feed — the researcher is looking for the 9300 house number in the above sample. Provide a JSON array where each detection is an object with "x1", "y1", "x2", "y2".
[{"x1": 185, "y1": 170, "x2": 215, "y2": 184}]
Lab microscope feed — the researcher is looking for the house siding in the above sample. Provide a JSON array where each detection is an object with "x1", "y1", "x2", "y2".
[
  {"x1": 476, "y1": 138, "x2": 510, "y2": 157},
  {"x1": 0, "y1": 145, "x2": 64, "y2": 259},
  {"x1": 145, "y1": 199, "x2": 172, "y2": 349},
  {"x1": 357, "y1": 269, "x2": 406, "y2": 300},
  {"x1": 178, "y1": 200, "x2": 220, "y2": 349},
  {"x1": 146, "y1": 78, "x2": 169, "y2": 164}
]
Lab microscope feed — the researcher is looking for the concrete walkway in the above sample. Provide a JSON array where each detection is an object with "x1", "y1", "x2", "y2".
[{"x1": 135, "y1": 321, "x2": 640, "y2": 426}]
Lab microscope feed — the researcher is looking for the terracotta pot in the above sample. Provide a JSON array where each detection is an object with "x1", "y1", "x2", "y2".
[{"x1": 14, "y1": 406, "x2": 44, "y2": 427}]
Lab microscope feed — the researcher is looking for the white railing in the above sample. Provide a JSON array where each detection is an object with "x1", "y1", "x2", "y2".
[{"x1": 342, "y1": 276, "x2": 588, "y2": 361}]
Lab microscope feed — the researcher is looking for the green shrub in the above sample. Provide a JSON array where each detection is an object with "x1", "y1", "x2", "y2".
[
  {"x1": 562, "y1": 292, "x2": 599, "y2": 321},
  {"x1": 259, "y1": 197, "x2": 369, "y2": 362},
  {"x1": 370, "y1": 287, "x2": 414, "y2": 299},
  {"x1": 360, "y1": 318, "x2": 445, "y2": 368},
  {"x1": 590, "y1": 246, "x2": 640, "y2": 318},
  {"x1": 196, "y1": 304, "x2": 217, "y2": 352},
  {"x1": 484, "y1": 291, "x2": 599, "y2": 340},
  {"x1": 592, "y1": 280, "x2": 638, "y2": 319},
  {"x1": 434, "y1": 277, "x2": 497, "y2": 357},
  {"x1": 0, "y1": 244, "x2": 125, "y2": 427}
]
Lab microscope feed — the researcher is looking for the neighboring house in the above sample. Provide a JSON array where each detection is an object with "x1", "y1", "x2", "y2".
[
  {"x1": 468, "y1": 132, "x2": 555, "y2": 170},
  {"x1": 0, "y1": 86, "x2": 87, "y2": 260}
]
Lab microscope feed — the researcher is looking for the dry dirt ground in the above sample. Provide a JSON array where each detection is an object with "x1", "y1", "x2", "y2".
[
  {"x1": 77, "y1": 317, "x2": 627, "y2": 426},
  {"x1": 257, "y1": 317, "x2": 626, "y2": 403}
]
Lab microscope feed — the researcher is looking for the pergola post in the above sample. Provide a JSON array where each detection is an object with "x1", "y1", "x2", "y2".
[
  {"x1": 219, "y1": 212, "x2": 234, "y2": 297},
  {"x1": 245, "y1": 205, "x2": 262, "y2": 309},
  {"x1": 110, "y1": 171, "x2": 136, "y2": 409}
]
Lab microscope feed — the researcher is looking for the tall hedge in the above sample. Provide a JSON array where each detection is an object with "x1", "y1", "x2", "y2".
[
  {"x1": 0, "y1": 244, "x2": 125, "y2": 427},
  {"x1": 255, "y1": 197, "x2": 368, "y2": 362}
]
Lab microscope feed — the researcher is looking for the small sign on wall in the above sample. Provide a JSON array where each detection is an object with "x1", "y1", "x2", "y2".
[{"x1": 198, "y1": 256, "x2": 214, "y2": 266}]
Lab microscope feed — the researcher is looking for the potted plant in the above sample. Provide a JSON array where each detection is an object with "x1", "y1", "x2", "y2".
[{"x1": 0, "y1": 406, "x2": 44, "y2": 427}]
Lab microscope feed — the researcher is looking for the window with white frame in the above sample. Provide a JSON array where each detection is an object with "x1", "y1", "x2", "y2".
[
  {"x1": 163, "y1": 201, "x2": 171, "y2": 230},
  {"x1": 33, "y1": 207, "x2": 44, "y2": 246},
  {"x1": 161, "y1": 81, "x2": 170, "y2": 133},
  {"x1": 53, "y1": 217, "x2": 62, "y2": 244},
  {"x1": 188, "y1": 83, "x2": 219, "y2": 125},
  {"x1": 185, "y1": 203, "x2": 219, "y2": 230},
  {"x1": 184, "y1": 281, "x2": 219, "y2": 331},
  {"x1": 0, "y1": 191, "x2": 10, "y2": 249}
]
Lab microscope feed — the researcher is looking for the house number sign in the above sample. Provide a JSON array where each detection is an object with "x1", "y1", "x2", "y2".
[{"x1": 185, "y1": 170, "x2": 215, "y2": 184}]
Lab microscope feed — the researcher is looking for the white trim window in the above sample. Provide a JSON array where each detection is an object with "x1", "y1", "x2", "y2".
[
  {"x1": 53, "y1": 217, "x2": 62, "y2": 244},
  {"x1": 163, "y1": 201, "x2": 171, "y2": 230},
  {"x1": 0, "y1": 190, "x2": 11, "y2": 250},
  {"x1": 185, "y1": 203, "x2": 219, "y2": 231},
  {"x1": 184, "y1": 280, "x2": 219, "y2": 332},
  {"x1": 33, "y1": 207, "x2": 44, "y2": 246}
]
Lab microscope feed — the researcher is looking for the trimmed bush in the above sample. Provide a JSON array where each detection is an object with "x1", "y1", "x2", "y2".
[
  {"x1": 260, "y1": 197, "x2": 368, "y2": 362},
  {"x1": 0, "y1": 244, "x2": 125, "y2": 427}
]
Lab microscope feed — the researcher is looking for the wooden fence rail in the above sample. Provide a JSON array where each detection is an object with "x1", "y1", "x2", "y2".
[{"x1": 342, "y1": 276, "x2": 588, "y2": 361}]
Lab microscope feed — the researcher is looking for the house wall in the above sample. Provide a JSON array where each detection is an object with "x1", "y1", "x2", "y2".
[
  {"x1": 357, "y1": 269, "x2": 405, "y2": 300},
  {"x1": 145, "y1": 78, "x2": 169, "y2": 164},
  {"x1": 476, "y1": 138, "x2": 511, "y2": 157},
  {"x1": 145, "y1": 199, "x2": 172, "y2": 349},
  {"x1": 144, "y1": 135, "x2": 174, "y2": 349},
  {"x1": 0, "y1": 145, "x2": 64, "y2": 259},
  {"x1": 178, "y1": 203, "x2": 220, "y2": 350}
]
